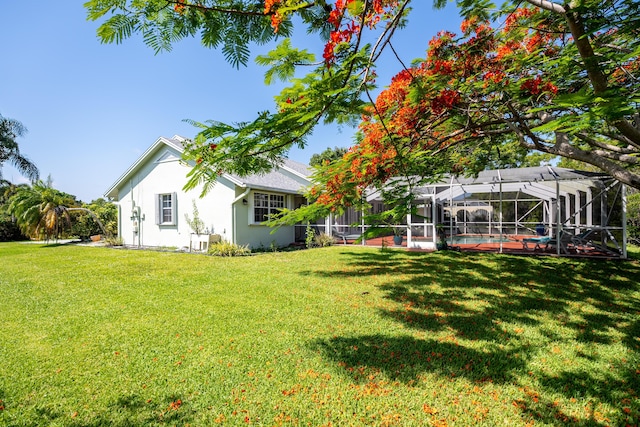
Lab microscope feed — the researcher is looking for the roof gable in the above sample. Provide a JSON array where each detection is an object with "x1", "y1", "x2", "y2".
[
  {"x1": 156, "y1": 149, "x2": 181, "y2": 163},
  {"x1": 104, "y1": 136, "x2": 185, "y2": 199},
  {"x1": 104, "y1": 135, "x2": 311, "y2": 199}
]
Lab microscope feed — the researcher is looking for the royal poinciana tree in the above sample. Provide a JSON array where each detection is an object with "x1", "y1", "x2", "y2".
[
  {"x1": 86, "y1": 0, "x2": 640, "y2": 216},
  {"x1": 304, "y1": 0, "x2": 640, "y2": 216}
]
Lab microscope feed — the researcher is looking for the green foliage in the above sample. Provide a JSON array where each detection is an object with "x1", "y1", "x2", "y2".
[
  {"x1": 309, "y1": 146, "x2": 349, "y2": 167},
  {"x1": 300, "y1": 224, "x2": 336, "y2": 249},
  {"x1": 265, "y1": 202, "x2": 332, "y2": 228},
  {"x1": 305, "y1": 223, "x2": 315, "y2": 248},
  {"x1": 556, "y1": 157, "x2": 603, "y2": 172},
  {"x1": 207, "y1": 240, "x2": 251, "y2": 256},
  {"x1": 7, "y1": 179, "x2": 79, "y2": 240},
  {"x1": 255, "y1": 38, "x2": 315, "y2": 85},
  {"x1": 85, "y1": 0, "x2": 640, "y2": 200},
  {"x1": 85, "y1": 0, "x2": 297, "y2": 68},
  {"x1": 485, "y1": 141, "x2": 556, "y2": 169},
  {"x1": 0, "y1": 183, "x2": 27, "y2": 241},
  {"x1": 70, "y1": 198, "x2": 117, "y2": 239},
  {"x1": 362, "y1": 205, "x2": 408, "y2": 239},
  {"x1": 0, "y1": 213, "x2": 27, "y2": 241},
  {"x1": 104, "y1": 235, "x2": 124, "y2": 246},
  {"x1": 313, "y1": 231, "x2": 335, "y2": 247},
  {"x1": 184, "y1": 199, "x2": 206, "y2": 234},
  {"x1": 182, "y1": 47, "x2": 371, "y2": 194},
  {"x1": 0, "y1": 114, "x2": 39, "y2": 183},
  {"x1": 628, "y1": 190, "x2": 640, "y2": 245}
]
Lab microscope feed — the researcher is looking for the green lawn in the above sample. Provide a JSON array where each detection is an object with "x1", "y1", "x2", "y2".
[{"x1": 0, "y1": 243, "x2": 638, "y2": 426}]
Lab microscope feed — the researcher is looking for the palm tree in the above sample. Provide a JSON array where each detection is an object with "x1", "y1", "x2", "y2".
[
  {"x1": 8, "y1": 179, "x2": 78, "y2": 240},
  {"x1": 1, "y1": 114, "x2": 39, "y2": 184}
]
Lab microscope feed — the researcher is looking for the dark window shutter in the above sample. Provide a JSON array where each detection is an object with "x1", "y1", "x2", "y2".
[
  {"x1": 171, "y1": 193, "x2": 177, "y2": 225},
  {"x1": 155, "y1": 194, "x2": 161, "y2": 225}
]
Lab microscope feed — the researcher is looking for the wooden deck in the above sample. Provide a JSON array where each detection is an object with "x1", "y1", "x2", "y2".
[{"x1": 338, "y1": 235, "x2": 622, "y2": 259}]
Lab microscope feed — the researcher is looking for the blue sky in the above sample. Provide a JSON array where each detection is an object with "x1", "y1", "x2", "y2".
[{"x1": 1, "y1": 1, "x2": 462, "y2": 202}]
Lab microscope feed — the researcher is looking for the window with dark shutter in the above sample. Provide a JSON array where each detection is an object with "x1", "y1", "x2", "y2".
[{"x1": 156, "y1": 193, "x2": 177, "y2": 225}]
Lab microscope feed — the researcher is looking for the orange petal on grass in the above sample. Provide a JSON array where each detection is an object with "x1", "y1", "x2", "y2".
[
  {"x1": 422, "y1": 404, "x2": 438, "y2": 414},
  {"x1": 167, "y1": 399, "x2": 182, "y2": 411}
]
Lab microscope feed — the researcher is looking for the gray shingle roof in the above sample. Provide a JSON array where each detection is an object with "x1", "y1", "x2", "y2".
[
  {"x1": 164, "y1": 136, "x2": 312, "y2": 193},
  {"x1": 282, "y1": 158, "x2": 312, "y2": 177},
  {"x1": 228, "y1": 163, "x2": 310, "y2": 194}
]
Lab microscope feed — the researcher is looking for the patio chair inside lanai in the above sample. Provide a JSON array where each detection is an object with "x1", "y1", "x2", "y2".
[
  {"x1": 331, "y1": 225, "x2": 363, "y2": 244},
  {"x1": 330, "y1": 198, "x2": 406, "y2": 245}
]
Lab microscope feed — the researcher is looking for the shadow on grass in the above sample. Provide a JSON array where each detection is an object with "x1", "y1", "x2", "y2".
[
  {"x1": 10, "y1": 393, "x2": 192, "y2": 427},
  {"x1": 40, "y1": 243, "x2": 69, "y2": 248},
  {"x1": 33, "y1": 240, "x2": 82, "y2": 248},
  {"x1": 311, "y1": 333, "x2": 526, "y2": 384},
  {"x1": 306, "y1": 249, "x2": 640, "y2": 424}
]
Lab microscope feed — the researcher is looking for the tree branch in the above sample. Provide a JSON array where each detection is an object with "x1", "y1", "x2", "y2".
[
  {"x1": 168, "y1": 0, "x2": 315, "y2": 17},
  {"x1": 523, "y1": 0, "x2": 565, "y2": 14},
  {"x1": 599, "y1": 130, "x2": 640, "y2": 150},
  {"x1": 562, "y1": 5, "x2": 640, "y2": 146},
  {"x1": 576, "y1": 132, "x2": 640, "y2": 154},
  {"x1": 591, "y1": 149, "x2": 639, "y2": 164},
  {"x1": 547, "y1": 138, "x2": 640, "y2": 188}
]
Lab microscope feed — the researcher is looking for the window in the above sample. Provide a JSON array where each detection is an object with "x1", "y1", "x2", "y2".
[
  {"x1": 253, "y1": 192, "x2": 285, "y2": 223},
  {"x1": 155, "y1": 193, "x2": 177, "y2": 225}
]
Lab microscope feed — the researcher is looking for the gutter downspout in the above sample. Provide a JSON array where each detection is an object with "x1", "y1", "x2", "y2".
[
  {"x1": 130, "y1": 179, "x2": 140, "y2": 247},
  {"x1": 232, "y1": 187, "x2": 251, "y2": 244}
]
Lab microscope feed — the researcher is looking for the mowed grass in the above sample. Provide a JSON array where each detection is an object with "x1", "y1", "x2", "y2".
[{"x1": 0, "y1": 243, "x2": 639, "y2": 426}]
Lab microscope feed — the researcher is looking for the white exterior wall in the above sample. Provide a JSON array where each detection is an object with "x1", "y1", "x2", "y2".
[
  {"x1": 114, "y1": 146, "x2": 235, "y2": 249},
  {"x1": 110, "y1": 143, "x2": 302, "y2": 249},
  {"x1": 234, "y1": 189, "x2": 296, "y2": 249}
]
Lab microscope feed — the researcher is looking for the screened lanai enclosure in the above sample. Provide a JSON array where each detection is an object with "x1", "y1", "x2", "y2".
[{"x1": 304, "y1": 167, "x2": 628, "y2": 258}]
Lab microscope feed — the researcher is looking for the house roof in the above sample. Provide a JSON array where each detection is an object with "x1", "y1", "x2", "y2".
[
  {"x1": 104, "y1": 135, "x2": 311, "y2": 199},
  {"x1": 229, "y1": 159, "x2": 311, "y2": 194},
  {"x1": 364, "y1": 166, "x2": 615, "y2": 203},
  {"x1": 411, "y1": 166, "x2": 615, "y2": 203},
  {"x1": 441, "y1": 166, "x2": 610, "y2": 185}
]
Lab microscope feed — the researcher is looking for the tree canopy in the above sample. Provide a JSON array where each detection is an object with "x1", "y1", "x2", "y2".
[
  {"x1": 8, "y1": 178, "x2": 79, "y2": 240},
  {"x1": 0, "y1": 114, "x2": 39, "y2": 184},
  {"x1": 86, "y1": 0, "x2": 640, "y2": 209},
  {"x1": 309, "y1": 146, "x2": 350, "y2": 167}
]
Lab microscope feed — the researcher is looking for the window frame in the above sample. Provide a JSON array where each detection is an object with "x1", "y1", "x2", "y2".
[
  {"x1": 251, "y1": 192, "x2": 286, "y2": 224},
  {"x1": 155, "y1": 192, "x2": 177, "y2": 226}
]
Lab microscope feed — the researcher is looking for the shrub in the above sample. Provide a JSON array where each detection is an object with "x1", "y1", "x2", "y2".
[
  {"x1": 314, "y1": 232, "x2": 335, "y2": 247},
  {"x1": 70, "y1": 199, "x2": 118, "y2": 239},
  {"x1": 104, "y1": 236, "x2": 124, "y2": 246},
  {"x1": 0, "y1": 214, "x2": 27, "y2": 241},
  {"x1": 208, "y1": 241, "x2": 251, "y2": 257},
  {"x1": 305, "y1": 224, "x2": 315, "y2": 248}
]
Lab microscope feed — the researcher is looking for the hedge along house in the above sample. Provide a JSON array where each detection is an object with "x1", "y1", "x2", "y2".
[
  {"x1": 397, "y1": 166, "x2": 628, "y2": 257},
  {"x1": 104, "y1": 135, "x2": 312, "y2": 250}
]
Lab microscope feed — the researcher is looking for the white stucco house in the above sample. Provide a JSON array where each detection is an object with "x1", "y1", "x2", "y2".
[{"x1": 104, "y1": 135, "x2": 312, "y2": 250}]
